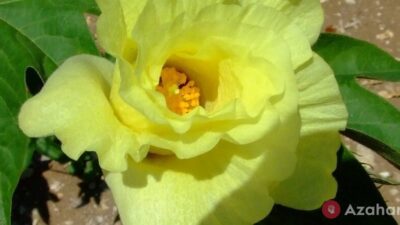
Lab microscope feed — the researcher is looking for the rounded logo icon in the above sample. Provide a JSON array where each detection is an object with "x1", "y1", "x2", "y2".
[{"x1": 322, "y1": 200, "x2": 341, "y2": 219}]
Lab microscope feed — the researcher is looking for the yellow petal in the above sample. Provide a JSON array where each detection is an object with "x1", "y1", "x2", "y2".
[
  {"x1": 219, "y1": 3, "x2": 312, "y2": 69},
  {"x1": 278, "y1": 0, "x2": 324, "y2": 45},
  {"x1": 270, "y1": 54, "x2": 348, "y2": 209},
  {"x1": 112, "y1": 36, "x2": 299, "y2": 158},
  {"x1": 130, "y1": 3, "x2": 311, "y2": 75},
  {"x1": 96, "y1": 0, "x2": 145, "y2": 61},
  {"x1": 18, "y1": 55, "x2": 145, "y2": 172},
  {"x1": 96, "y1": 0, "x2": 126, "y2": 55},
  {"x1": 242, "y1": 0, "x2": 324, "y2": 44},
  {"x1": 296, "y1": 54, "x2": 348, "y2": 136},
  {"x1": 132, "y1": 0, "x2": 222, "y2": 37},
  {"x1": 105, "y1": 111, "x2": 300, "y2": 225},
  {"x1": 270, "y1": 132, "x2": 340, "y2": 210},
  {"x1": 112, "y1": 2, "x2": 303, "y2": 159}
]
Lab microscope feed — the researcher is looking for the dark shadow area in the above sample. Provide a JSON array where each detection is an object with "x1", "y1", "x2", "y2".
[
  {"x1": 11, "y1": 140, "x2": 110, "y2": 224},
  {"x1": 24, "y1": 67, "x2": 43, "y2": 95},
  {"x1": 72, "y1": 153, "x2": 108, "y2": 207},
  {"x1": 256, "y1": 147, "x2": 397, "y2": 225},
  {"x1": 11, "y1": 153, "x2": 59, "y2": 225},
  {"x1": 33, "y1": 136, "x2": 109, "y2": 208},
  {"x1": 114, "y1": 214, "x2": 120, "y2": 224}
]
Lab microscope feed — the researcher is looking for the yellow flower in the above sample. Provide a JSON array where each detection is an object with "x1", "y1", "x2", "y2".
[{"x1": 18, "y1": 0, "x2": 348, "y2": 224}]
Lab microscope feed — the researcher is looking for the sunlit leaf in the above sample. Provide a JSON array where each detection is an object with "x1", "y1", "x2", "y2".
[{"x1": 314, "y1": 33, "x2": 400, "y2": 168}]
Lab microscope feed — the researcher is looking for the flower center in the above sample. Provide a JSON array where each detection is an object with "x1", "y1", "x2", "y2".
[{"x1": 156, "y1": 67, "x2": 200, "y2": 115}]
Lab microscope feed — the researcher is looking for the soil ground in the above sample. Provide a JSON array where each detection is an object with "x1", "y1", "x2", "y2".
[{"x1": 11, "y1": 1, "x2": 400, "y2": 224}]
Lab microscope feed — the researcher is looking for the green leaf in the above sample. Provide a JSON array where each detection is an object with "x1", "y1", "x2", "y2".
[
  {"x1": 0, "y1": 20, "x2": 37, "y2": 225},
  {"x1": 313, "y1": 34, "x2": 400, "y2": 81},
  {"x1": 313, "y1": 33, "x2": 400, "y2": 168},
  {"x1": 257, "y1": 147, "x2": 397, "y2": 225},
  {"x1": 34, "y1": 137, "x2": 68, "y2": 162},
  {"x1": 0, "y1": 0, "x2": 98, "y2": 224},
  {"x1": 0, "y1": 0, "x2": 99, "y2": 74}
]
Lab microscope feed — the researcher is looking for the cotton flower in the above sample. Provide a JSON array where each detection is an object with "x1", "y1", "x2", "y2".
[{"x1": 18, "y1": 0, "x2": 348, "y2": 224}]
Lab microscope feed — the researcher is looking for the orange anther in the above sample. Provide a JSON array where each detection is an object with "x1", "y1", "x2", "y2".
[{"x1": 157, "y1": 67, "x2": 200, "y2": 115}]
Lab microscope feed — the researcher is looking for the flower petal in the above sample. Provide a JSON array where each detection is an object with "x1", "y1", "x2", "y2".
[
  {"x1": 131, "y1": 2, "x2": 311, "y2": 74},
  {"x1": 96, "y1": 0, "x2": 145, "y2": 60},
  {"x1": 244, "y1": 0, "x2": 323, "y2": 44},
  {"x1": 18, "y1": 55, "x2": 144, "y2": 172},
  {"x1": 112, "y1": 2, "x2": 303, "y2": 159},
  {"x1": 270, "y1": 54, "x2": 347, "y2": 209},
  {"x1": 278, "y1": 0, "x2": 323, "y2": 45},
  {"x1": 270, "y1": 132, "x2": 340, "y2": 210},
  {"x1": 105, "y1": 112, "x2": 300, "y2": 225},
  {"x1": 296, "y1": 54, "x2": 348, "y2": 136},
  {"x1": 227, "y1": 3, "x2": 313, "y2": 69},
  {"x1": 113, "y1": 42, "x2": 299, "y2": 159}
]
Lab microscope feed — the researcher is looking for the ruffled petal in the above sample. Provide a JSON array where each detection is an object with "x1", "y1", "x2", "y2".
[
  {"x1": 96, "y1": 0, "x2": 127, "y2": 55},
  {"x1": 278, "y1": 0, "x2": 323, "y2": 45},
  {"x1": 113, "y1": 37, "x2": 299, "y2": 158},
  {"x1": 118, "y1": 0, "x2": 147, "y2": 35},
  {"x1": 227, "y1": 3, "x2": 312, "y2": 69},
  {"x1": 296, "y1": 54, "x2": 348, "y2": 136},
  {"x1": 112, "y1": 2, "x2": 303, "y2": 158},
  {"x1": 270, "y1": 54, "x2": 347, "y2": 209},
  {"x1": 96, "y1": 0, "x2": 145, "y2": 60},
  {"x1": 132, "y1": 0, "x2": 222, "y2": 37},
  {"x1": 130, "y1": 2, "x2": 311, "y2": 75},
  {"x1": 105, "y1": 111, "x2": 300, "y2": 225},
  {"x1": 18, "y1": 55, "x2": 144, "y2": 172},
  {"x1": 242, "y1": 0, "x2": 323, "y2": 44}
]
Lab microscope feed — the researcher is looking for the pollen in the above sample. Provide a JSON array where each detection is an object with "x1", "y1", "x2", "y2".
[{"x1": 156, "y1": 67, "x2": 200, "y2": 115}]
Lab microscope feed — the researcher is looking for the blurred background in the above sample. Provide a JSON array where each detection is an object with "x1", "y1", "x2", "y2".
[{"x1": 11, "y1": 0, "x2": 400, "y2": 224}]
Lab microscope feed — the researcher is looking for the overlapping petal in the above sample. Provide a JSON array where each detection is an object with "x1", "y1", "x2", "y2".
[
  {"x1": 296, "y1": 54, "x2": 348, "y2": 136},
  {"x1": 96, "y1": 0, "x2": 146, "y2": 59},
  {"x1": 240, "y1": 0, "x2": 324, "y2": 44},
  {"x1": 96, "y1": 0, "x2": 127, "y2": 56},
  {"x1": 105, "y1": 109, "x2": 300, "y2": 225},
  {"x1": 18, "y1": 55, "x2": 146, "y2": 172},
  {"x1": 112, "y1": 56, "x2": 298, "y2": 159},
  {"x1": 270, "y1": 54, "x2": 347, "y2": 209},
  {"x1": 111, "y1": 2, "x2": 306, "y2": 158}
]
